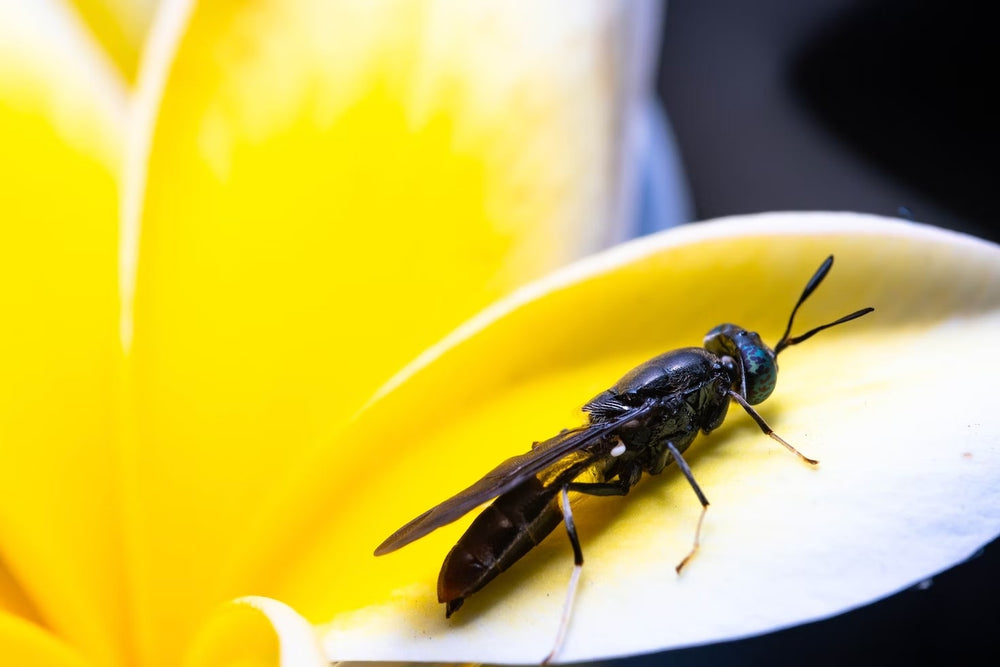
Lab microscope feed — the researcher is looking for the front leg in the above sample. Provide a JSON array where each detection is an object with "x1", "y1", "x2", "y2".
[{"x1": 728, "y1": 390, "x2": 817, "y2": 465}]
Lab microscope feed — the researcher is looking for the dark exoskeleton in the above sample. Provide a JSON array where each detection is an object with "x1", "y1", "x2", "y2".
[{"x1": 375, "y1": 256, "x2": 873, "y2": 663}]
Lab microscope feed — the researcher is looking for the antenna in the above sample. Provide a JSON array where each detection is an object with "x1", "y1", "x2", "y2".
[{"x1": 774, "y1": 256, "x2": 874, "y2": 356}]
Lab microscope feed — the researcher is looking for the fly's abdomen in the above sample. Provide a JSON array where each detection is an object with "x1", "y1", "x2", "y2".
[{"x1": 437, "y1": 476, "x2": 562, "y2": 616}]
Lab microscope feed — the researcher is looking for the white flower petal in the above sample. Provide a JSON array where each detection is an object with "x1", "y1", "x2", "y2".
[{"x1": 316, "y1": 212, "x2": 999, "y2": 664}]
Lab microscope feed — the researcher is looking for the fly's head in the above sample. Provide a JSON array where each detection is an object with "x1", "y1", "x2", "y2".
[
  {"x1": 703, "y1": 256, "x2": 875, "y2": 406},
  {"x1": 704, "y1": 324, "x2": 776, "y2": 405}
]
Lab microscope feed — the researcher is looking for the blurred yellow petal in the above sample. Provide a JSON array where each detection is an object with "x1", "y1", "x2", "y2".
[
  {"x1": 0, "y1": 612, "x2": 93, "y2": 667},
  {"x1": 123, "y1": 1, "x2": 643, "y2": 665},
  {"x1": 235, "y1": 213, "x2": 999, "y2": 663},
  {"x1": 184, "y1": 597, "x2": 325, "y2": 667},
  {"x1": 0, "y1": 1, "x2": 125, "y2": 663},
  {"x1": 66, "y1": 0, "x2": 159, "y2": 82},
  {"x1": 0, "y1": 561, "x2": 43, "y2": 625}
]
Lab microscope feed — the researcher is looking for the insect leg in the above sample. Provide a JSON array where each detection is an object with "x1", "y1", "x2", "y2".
[
  {"x1": 566, "y1": 480, "x2": 629, "y2": 496},
  {"x1": 728, "y1": 390, "x2": 818, "y2": 465},
  {"x1": 664, "y1": 441, "x2": 710, "y2": 574},
  {"x1": 542, "y1": 486, "x2": 583, "y2": 665},
  {"x1": 569, "y1": 455, "x2": 640, "y2": 496}
]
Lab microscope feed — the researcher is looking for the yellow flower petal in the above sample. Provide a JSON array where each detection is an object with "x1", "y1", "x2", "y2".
[
  {"x1": 0, "y1": 611, "x2": 93, "y2": 667},
  {"x1": 184, "y1": 597, "x2": 326, "y2": 667},
  {"x1": 0, "y1": 563, "x2": 43, "y2": 626},
  {"x1": 123, "y1": 1, "x2": 640, "y2": 664},
  {"x1": 67, "y1": 0, "x2": 159, "y2": 82},
  {"x1": 238, "y1": 213, "x2": 999, "y2": 663},
  {"x1": 0, "y1": 2, "x2": 126, "y2": 663}
]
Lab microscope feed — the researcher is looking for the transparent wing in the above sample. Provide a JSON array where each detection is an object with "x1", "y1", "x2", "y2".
[{"x1": 373, "y1": 403, "x2": 653, "y2": 555}]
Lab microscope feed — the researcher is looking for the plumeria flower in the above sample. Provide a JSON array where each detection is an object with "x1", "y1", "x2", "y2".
[
  {"x1": 2, "y1": 2, "x2": 999, "y2": 667},
  {"x1": 319, "y1": 213, "x2": 1000, "y2": 663}
]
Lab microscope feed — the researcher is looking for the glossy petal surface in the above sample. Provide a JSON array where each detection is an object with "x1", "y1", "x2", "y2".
[{"x1": 251, "y1": 213, "x2": 1000, "y2": 663}]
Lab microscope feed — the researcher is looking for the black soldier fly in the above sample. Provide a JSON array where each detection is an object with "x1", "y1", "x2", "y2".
[{"x1": 375, "y1": 256, "x2": 873, "y2": 663}]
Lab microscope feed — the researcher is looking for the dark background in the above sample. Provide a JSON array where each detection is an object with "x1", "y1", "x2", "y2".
[
  {"x1": 657, "y1": 0, "x2": 998, "y2": 243},
  {"x1": 588, "y1": 1, "x2": 999, "y2": 665}
]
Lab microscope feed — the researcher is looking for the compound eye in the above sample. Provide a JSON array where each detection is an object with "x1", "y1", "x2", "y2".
[{"x1": 738, "y1": 338, "x2": 777, "y2": 404}]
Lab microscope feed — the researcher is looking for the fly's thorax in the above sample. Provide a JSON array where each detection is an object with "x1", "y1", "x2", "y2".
[
  {"x1": 610, "y1": 347, "x2": 720, "y2": 399},
  {"x1": 594, "y1": 346, "x2": 735, "y2": 440},
  {"x1": 704, "y1": 323, "x2": 777, "y2": 405}
]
